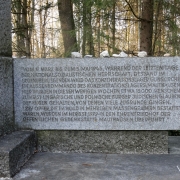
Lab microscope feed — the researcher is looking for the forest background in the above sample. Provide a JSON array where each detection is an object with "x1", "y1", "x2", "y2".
[{"x1": 11, "y1": 0, "x2": 180, "y2": 58}]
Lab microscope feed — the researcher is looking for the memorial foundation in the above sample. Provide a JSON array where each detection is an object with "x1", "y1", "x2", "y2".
[
  {"x1": 37, "y1": 130, "x2": 168, "y2": 154},
  {"x1": 14, "y1": 57, "x2": 180, "y2": 154}
]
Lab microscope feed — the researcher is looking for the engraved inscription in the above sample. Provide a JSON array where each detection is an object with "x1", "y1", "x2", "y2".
[{"x1": 14, "y1": 58, "x2": 180, "y2": 130}]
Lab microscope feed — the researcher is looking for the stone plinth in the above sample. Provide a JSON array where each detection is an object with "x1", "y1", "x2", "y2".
[
  {"x1": 37, "y1": 130, "x2": 168, "y2": 154},
  {"x1": 0, "y1": 131, "x2": 36, "y2": 178}
]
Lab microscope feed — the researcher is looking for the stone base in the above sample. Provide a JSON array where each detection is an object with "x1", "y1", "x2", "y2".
[
  {"x1": 168, "y1": 136, "x2": 180, "y2": 154},
  {"x1": 0, "y1": 131, "x2": 36, "y2": 178},
  {"x1": 37, "y1": 130, "x2": 168, "y2": 154}
]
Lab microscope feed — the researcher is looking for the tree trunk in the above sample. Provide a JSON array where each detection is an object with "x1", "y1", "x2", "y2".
[
  {"x1": 97, "y1": 12, "x2": 101, "y2": 56},
  {"x1": 152, "y1": 0, "x2": 163, "y2": 56},
  {"x1": 16, "y1": 0, "x2": 25, "y2": 57},
  {"x1": 29, "y1": 0, "x2": 35, "y2": 58},
  {"x1": 58, "y1": 0, "x2": 78, "y2": 57},
  {"x1": 82, "y1": 1, "x2": 86, "y2": 56},
  {"x1": 172, "y1": 0, "x2": 178, "y2": 56},
  {"x1": 112, "y1": 0, "x2": 116, "y2": 54},
  {"x1": 22, "y1": 0, "x2": 30, "y2": 58},
  {"x1": 140, "y1": 0, "x2": 154, "y2": 56},
  {"x1": 86, "y1": 2, "x2": 94, "y2": 56}
]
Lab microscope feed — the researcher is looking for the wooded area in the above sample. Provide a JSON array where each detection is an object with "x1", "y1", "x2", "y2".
[{"x1": 11, "y1": 0, "x2": 180, "y2": 58}]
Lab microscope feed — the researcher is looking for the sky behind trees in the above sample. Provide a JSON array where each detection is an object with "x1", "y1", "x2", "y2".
[{"x1": 11, "y1": 0, "x2": 180, "y2": 58}]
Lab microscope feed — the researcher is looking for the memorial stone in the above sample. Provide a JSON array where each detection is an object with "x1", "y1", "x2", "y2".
[
  {"x1": 14, "y1": 57, "x2": 180, "y2": 130},
  {"x1": 0, "y1": 0, "x2": 171, "y2": 158},
  {"x1": 0, "y1": 0, "x2": 14, "y2": 136},
  {"x1": 0, "y1": 0, "x2": 12, "y2": 57}
]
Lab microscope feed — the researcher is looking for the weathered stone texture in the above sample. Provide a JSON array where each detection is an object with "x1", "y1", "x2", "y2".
[
  {"x1": 14, "y1": 57, "x2": 180, "y2": 130},
  {"x1": 0, "y1": 131, "x2": 36, "y2": 178},
  {"x1": 37, "y1": 130, "x2": 168, "y2": 154},
  {"x1": 0, "y1": 58, "x2": 14, "y2": 136},
  {"x1": 0, "y1": 0, "x2": 12, "y2": 56},
  {"x1": 168, "y1": 136, "x2": 180, "y2": 154}
]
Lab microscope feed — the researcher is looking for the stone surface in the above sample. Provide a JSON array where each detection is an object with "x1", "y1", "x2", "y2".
[
  {"x1": 168, "y1": 136, "x2": 180, "y2": 154},
  {"x1": 0, "y1": 58, "x2": 14, "y2": 136},
  {"x1": 0, "y1": 0, "x2": 12, "y2": 56},
  {"x1": 0, "y1": 131, "x2": 36, "y2": 178},
  {"x1": 36, "y1": 130, "x2": 168, "y2": 154},
  {"x1": 13, "y1": 152, "x2": 180, "y2": 180},
  {"x1": 14, "y1": 57, "x2": 180, "y2": 130}
]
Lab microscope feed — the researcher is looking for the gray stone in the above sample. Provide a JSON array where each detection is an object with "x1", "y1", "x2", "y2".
[
  {"x1": 0, "y1": 58, "x2": 14, "y2": 136},
  {"x1": 13, "y1": 152, "x2": 180, "y2": 180},
  {"x1": 168, "y1": 136, "x2": 180, "y2": 154},
  {"x1": 14, "y1": 57, "x2": 180, "y2": 130},
  {"x1": 0, "y1": 131, "x2": 36, "y2": 178},
  {"x1": 36, "y1": 130, "x2": 168, "y2": 154},
  {"x1": 0, "y1": 0, "x2": 12, "y2": 56}
]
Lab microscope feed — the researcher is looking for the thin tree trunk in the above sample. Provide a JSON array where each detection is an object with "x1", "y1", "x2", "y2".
[
  {"x1": 29, "y1": 0, "x2": 35, "y2": 58},
  {"x1": 86, "y1": 2, "x2": 94, "y2": 56},
  {"x1": 112, "y1": 0, "x2": 116, "y2": 54},
  {"x1": 126, "y1": 10, "x2": 130, "y2": 53},
  {"x1": 22, "y1": 0, "x2": 31, "y2": 58},
  {"x1": 39, "y1": 5, "x2": 43, "y2": 58},
  {"x1": 140, "y1": 0, "x2": 154, "y2": 55},
  {"x1": 172, "y1": 0, "x2": 177, "y2": 56},
  {"x1": 16, "y1": 0, "x2": 25, "y2": 57},
  {"x1": 152, "y1": 0, "x2": 163, "y2": 55},
  {"x1": 97, "y1": 12, "x2": 101, "y2": 55},
  {"x1": 82, "y1": 1, "x2": 86, "y2": 56}
]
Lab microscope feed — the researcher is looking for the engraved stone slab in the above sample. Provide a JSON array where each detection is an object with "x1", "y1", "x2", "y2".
[
  {"x1": 14, "y1": 57, "x2": 180, "y2": 130},
  {"x1": 0, "y1": 0, "x2": 12, "y2": 56}
]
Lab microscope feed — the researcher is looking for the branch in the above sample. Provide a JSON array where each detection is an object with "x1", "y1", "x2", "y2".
[
  {"x1": 124, "y1": 0, "x2": 142, "y2": 20},
  {"x1": 124, "y1": 0, "x2": 151, "y2": 22}
]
